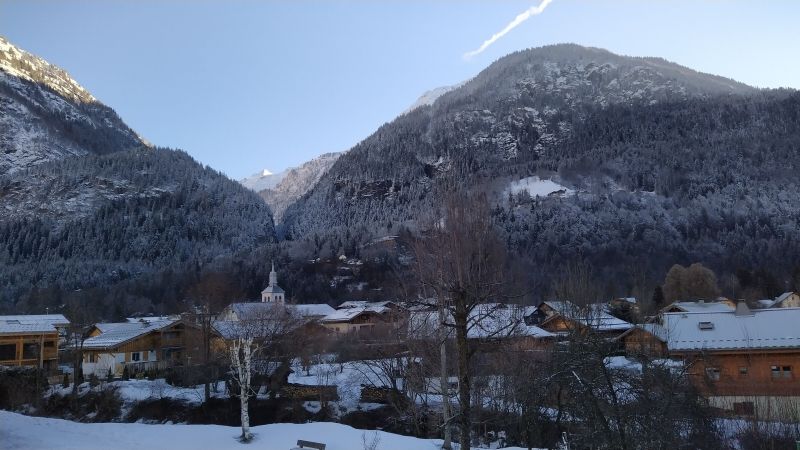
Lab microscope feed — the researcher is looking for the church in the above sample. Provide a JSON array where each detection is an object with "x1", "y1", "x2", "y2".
[{"x1": 260, "y1": 263, "x2": 285, "y2": 304}]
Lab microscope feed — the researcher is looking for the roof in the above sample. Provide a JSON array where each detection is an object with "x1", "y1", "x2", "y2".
[
  {"x1": 337, "y1": 300, "x2": 396, "y2": 309},
  {"x1": 0, "y1": 314, "x2": 69, "y2": 334},
  {"x1": 540, "y1": 301, "x2": 632, "y2": 332},
  {"x1": 261, "y1": 285, "x2": 285, "y2": 294},
  {"x1": 82, "y1": 318, "x2": 178, "y2": 350},
  {"x1": 321, "y1": 305, "x2": 389, "y2": 323},
  {"x1": 771, "y1": 292, "x2": 797, "y2": 307},
  {"x1": 408, "y1": 304, "x2": 554, "y2": 340},
  {"x1": 654, "y1": 307, "x2": 800, "y2": 352},
  {"x1": 227, "y1": 302, "x2": 334, "y2": 319},
  {"x1": 664, "y1": 301, "x2": 734, "y2": 314}
]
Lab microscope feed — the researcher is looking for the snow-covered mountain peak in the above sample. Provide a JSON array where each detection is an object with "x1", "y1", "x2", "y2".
[{"x1": 0, "y1": 36, "x2": 96, "y2": 104}]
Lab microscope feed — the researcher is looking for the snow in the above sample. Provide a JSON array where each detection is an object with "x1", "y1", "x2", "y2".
[
  {"x1": 239, "y1": 168, "x2": 289, "y2": 192},
  {"x1": 0, "y1": 410, "x2": 532, "y2": 450},
  {"x1": 505, "y1": 176, "x2": 573, "y2": 199}
]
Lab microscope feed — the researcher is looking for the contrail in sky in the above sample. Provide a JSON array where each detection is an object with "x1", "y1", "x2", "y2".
[{"x1": 463, "y1": 0, "x2": 555, "y2": 60}]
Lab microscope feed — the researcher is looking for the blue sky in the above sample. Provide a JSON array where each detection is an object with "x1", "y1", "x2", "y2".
[{"x1": 3, "y1": 1, "x2": 799, "y2": 179}]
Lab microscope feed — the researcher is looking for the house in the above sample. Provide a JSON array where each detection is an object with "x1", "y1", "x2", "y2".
[
  {"x1": 81, "y1": 317, "x2": 198, "y2": 378},
  {"x1": 528, "y1": 301, "x2": 632, "y2": 339},
  {"x1": 759, "y1": 292, "x2": 800, "y2": 309},
  {"x1": 320, "y1": 303, "x2": 395, "y2": 336},
  {"x1": 408, "y1": 303, "x2": 554, "y2": 351},
  {"x1": 621, "y1": 303, "x2": 800, "y2": 419},
  {"x1": 0, "y1": 314, "x2": 69, "y2": 371},
  {"x1": 661, "y1": 299, "x2": 735, "y2": 314}
]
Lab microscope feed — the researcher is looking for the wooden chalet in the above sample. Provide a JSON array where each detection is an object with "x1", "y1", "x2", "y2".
[
  {"x1": 0, "y1": 314, "x2": 69, "y2": 372},
  {"x1": 81, "y1": 317, "x2": 200, "y2": 378},
  {"x1": 528, "y1": 301, "x2": 632, "y2": 339},
  {"x1": 620, "y1": 302, "x2": 800, "y2": 419}
]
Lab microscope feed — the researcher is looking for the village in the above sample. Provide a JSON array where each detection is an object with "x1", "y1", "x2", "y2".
[{"x1": 2, "y1": 262, "x2": 799, "y2": 449}]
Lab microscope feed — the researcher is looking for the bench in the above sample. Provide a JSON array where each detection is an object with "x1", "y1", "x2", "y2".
[{"x1": 294, "y1": 440, "x2": 326, "y2": 450}]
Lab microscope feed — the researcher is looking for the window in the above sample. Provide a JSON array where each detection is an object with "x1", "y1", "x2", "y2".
[
  {"x1": 738, "y1": 367, "x2": 748, "y2": 377},
  {"x1": 733, "y1": 402, "x2": 755, "y2": 415},
  {"x1": 705, "y1": 367, "x2": 721, "y2": 381},
  {"x1": 130, "y1": 352, "x2": 141, "y2": 362},
  {"x1": 698, "y1": 321, "x2": 714, "y2": 330},
  {"x1": 0, "y1": 344, "x2": 15, "y2": 361},
  {"x1": 85, "y1": 353, "x2": 96, "y2": 363},
  {"x1": 771, "y1": 365, "x2": 792, "y2": 379},
  {"x1": 22, "y1": 343, "x2": 39, "y2": 359}
]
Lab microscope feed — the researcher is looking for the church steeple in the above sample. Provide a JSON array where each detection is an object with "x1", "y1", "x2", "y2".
[
  {"x1": 261, "y1": 260, "x2": 285, "y2": 303},
  {"x1": 269, "y1": 261, "x2": 277, "y2": 287}
]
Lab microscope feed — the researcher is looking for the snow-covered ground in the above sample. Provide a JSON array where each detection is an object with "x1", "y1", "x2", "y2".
[
  {"x1": 505, "y1": 176, "x2": 573, "y2": 198},
  {"x1": 0, "y1": 410, "x2": 530, "y2": 450}
]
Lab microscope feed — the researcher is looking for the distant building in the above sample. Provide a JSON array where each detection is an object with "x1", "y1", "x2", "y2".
[
  {"x1": 81, "y1": 317, "x2": 198, "y2": 378},
  {"x1": 528, "y1": 301, "x2": 633, "y2": 339},
  {"x1": 260, "y1": 263, "x2": 285, "y2": 304},
  {"x1": 0, "y1": 314, "x2": 69, "y2": 371},
  {"x1": 620, "y1": 303, "x2": 800, "y2": 419}
]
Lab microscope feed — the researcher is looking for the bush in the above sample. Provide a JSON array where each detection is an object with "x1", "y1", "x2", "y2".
[
  {"x1": 62, "y1": 373, "x2": 70, "y2": 389},
  {"x1": 0, "y1": 366, "x2": 47, "y2": 410}
]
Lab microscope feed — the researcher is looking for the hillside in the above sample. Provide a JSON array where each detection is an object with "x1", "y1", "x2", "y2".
[
  {"x1": 250, "y1": 152, "x2": 342, "y2": 222},
  {"x1": 0, "y1": 38, "x2": 277, "y2": 314},
  {"x1": 281, "y1": 44, "x2": 800, "y2": 292},
  {"x1": 0, "y1": 36, "x2": 144, "y2": 174}
]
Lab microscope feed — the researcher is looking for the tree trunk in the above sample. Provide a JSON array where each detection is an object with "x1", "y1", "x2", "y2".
[
  {"x1": 438, "y1": 304, "x2": 452, "y2": 450},
  {"x1": 455, "y1": 302, "x2": 471, "y2": 450},
  {"x1": 240, "y1": 391, "x2": 250, "y2": 441}
]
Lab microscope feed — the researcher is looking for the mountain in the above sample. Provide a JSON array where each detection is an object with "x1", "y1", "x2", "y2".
[
  {"x1": 0, "y1": 36, "x2": 144, "y2": 174},
  {"x1": 282, "y1": 44, "x2": 800, "y2": 293},
  {"x1": 240, "y1": 168, "x2": 288, "y2": 192},
  {"x1": 242, "y1": 152, "x2": 342, "y2": 223},
  {"x1": 0, "y1": 38, "x2": 277, "y2": 315},
  {"x1": 403, "y1": 83, "x2": 462, "y2": 114}
]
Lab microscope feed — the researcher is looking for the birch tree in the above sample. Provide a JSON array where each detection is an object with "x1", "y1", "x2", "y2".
[{"x1": 225, "y1": 304, "x2": 301, "y2": 443}]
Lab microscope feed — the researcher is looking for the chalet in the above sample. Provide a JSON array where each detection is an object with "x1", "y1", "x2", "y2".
[
  {"x1": 320, "y1": 303, "x2": 395, "y2": 335},
  {"x1": 81, "y1": 317, "x2": 198, "y2": 378},
  {"x1": 621, "y1": 303, "x2": 800, "y2": 419},
  {"x1": 408, "y1": 303, "x2": 554, "y2": 351},
  {"x1": 0, "y1": 314, "x2": 69, "y2": 371},
  {"x1": 759, "y1": 292, "x2": 800, "y2": 309},
  {"x1": 528, "y1": 301, "x2": 632, "y2": 339}
]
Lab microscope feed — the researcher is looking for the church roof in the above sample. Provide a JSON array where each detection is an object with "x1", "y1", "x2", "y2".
[{"x1": 261, "y1": 285, "x2": 285, "y2": 294}]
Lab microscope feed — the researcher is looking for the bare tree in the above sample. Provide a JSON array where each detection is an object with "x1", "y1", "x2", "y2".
[{"x1": 412, "y1": 191, "x2": 513, "y2": 450}]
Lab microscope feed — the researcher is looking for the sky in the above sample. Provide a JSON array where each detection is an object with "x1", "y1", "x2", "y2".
[{"x1": 2, "y1": 1, "x2": 799, "y2": 179}]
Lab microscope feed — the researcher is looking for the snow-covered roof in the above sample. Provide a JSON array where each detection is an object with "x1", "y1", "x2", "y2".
[
  {"x1": 261, "y1": 285, "x2": 285, "y2": 294},
  {"x1": 82, "y1": 319, "x2": 177, "y2": 350},
  {"x1": 541, "y1": 301, "x2": 632, "y2": 332},
  {"x1": 664, "y1": 301, "x2": 734, "y2": 314},
  {"x1": 321, "y1": 305, "x2": 390, "y2": 323},
  {"x1": 337, "y1": 300, "x2": 396, "y2": 309},
  {"x1": 0, "y1": 314, "x2": 69, "y2": 334},
  {"x1": 292, "y1": 303, "x2": 336, "y2": 317},
  {"x1": 227, "y1": 302, "x2": 334, "y2": 319},
  {"x1": 408, "y1": 304, "x2": 554, "y2": 340},
  {"x1": 655, "y1": 308, "x2": 800, "y2": 352}
]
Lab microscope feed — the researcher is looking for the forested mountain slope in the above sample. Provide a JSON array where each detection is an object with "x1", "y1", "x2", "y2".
[
  {"x1": 282, "y1": 44, "x2": 800, "y2": 291},
  {"x1": 0, "y1": 36, "x2": 144, "y2": 174},
  {"x1": 0, "y1": 38, "x2": 277, "y2": 314}
]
